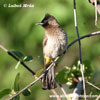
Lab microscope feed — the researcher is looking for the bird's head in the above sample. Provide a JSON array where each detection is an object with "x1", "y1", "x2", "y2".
[{"x1": 36, "y1": 14, "x2": 59, "y2": 29}]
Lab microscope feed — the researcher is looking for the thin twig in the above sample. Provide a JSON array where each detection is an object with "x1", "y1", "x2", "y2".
[
  {"x1": 67, "y1": 31, "x2": 100, "y2": 49},
  {"x1": 96, "y1": 95, "x2": 100, "y2": 100},
  {"x1": 0, "y1": 45, "x2": 36, "y2": 75},
  {"x1": 51, "y1": 89, "x2": 62, "y2": 100},
  {"x1": 59, "y1": 84, "x2": 68, "y2": 100},
  {"x1": 86, "y1": 81, "x2": 100, "y2": 91},
  {"x1": 7, "y1": 57, "x2": 59, "y2": 100},
  {"x1": 0, "y1": 45, "x2": 8, "y2": 52},
  {"x1": 73, "y1": 79, "x2": 100, "y2": 91},
  {"x1": 8, "y1": 74, "x2": 44, "y2": 100},
  {"x1": 73, "y1": 0, "x2": 86, "y2": 100}
]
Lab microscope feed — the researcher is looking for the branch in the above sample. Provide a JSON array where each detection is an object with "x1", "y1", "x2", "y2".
[
  {"x1": 96, "y1": 95, "x2": 100, "y2": 100},
  {"x1": 51, "y1": 89, "x2": 62, "y2": 100},
  {"x1": 73, "y1": 0, "x2": 86, "y2": 100},
  {"x1": 86, "y1": 81, "x2": 100, "y2": 91},
  {"x1": 8, "y1": 57, "x2": 59, "y2": 100},
  {"x1": 8, "y1": 74, "x2": 44, "y2": 100},
  {"x1": 67, "y1": 31, "x2": 100, "y2": 49},
  {"x1": 0, "y1": 45, "x2": 36, "y2": 75},
  {"x1": 59, "y1": 84, "x2": 68, "y2": 100}
]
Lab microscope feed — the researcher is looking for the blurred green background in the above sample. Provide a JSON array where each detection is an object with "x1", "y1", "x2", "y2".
[{"x1": 0, "y1": 0, "x2": 100, "y2": 100}]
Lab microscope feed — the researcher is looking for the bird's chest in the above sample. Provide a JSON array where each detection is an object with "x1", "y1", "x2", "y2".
[{"x1": 43, "y1": 36, "x2": 67, "y2": 58}]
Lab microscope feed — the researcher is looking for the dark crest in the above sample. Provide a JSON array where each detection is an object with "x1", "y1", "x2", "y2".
[
  {"x1": 41, "y1": 14, "x2": 52, "y2": 23},
  {"x1": 41, "y1": 14, "x2": 54, "y2": 27}
]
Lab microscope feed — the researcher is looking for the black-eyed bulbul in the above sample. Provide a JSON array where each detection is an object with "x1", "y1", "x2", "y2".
[{"x1": 37, "y1": 14, "x2": 68, "y2": 90}]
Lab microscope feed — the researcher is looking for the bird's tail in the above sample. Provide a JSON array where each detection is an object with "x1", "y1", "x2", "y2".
[{"x1": 42, "y1": 66, "x2": 57, "y2": 90}]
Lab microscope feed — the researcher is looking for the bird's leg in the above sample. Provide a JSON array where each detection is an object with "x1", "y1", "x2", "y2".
[{"x1": 51, "y1": 58, "x2": 58, "y2": 66}]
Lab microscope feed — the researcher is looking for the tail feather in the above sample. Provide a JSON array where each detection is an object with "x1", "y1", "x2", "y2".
[{"x1": 42, "y1": 67, "x2": 57, "y2": 90}]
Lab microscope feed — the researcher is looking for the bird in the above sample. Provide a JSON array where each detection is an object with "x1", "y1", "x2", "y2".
[
  {"x1": 88, "y1": 0, "x2": 100, "y2": 14},
  {"x1": 36, "y1": 14, "x2": 68, "y2": 90}
]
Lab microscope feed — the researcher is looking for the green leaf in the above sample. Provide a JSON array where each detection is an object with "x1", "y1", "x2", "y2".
[
  {"x1": 14, "y1": 73, "x2": 20, "y2": 92},
  {"x1": 36, "y1": 68, "x2": 44, "y2": 77},
  {"x1": 23, "y1": 56, "x2": 33, "y2": 62},
  {"x1": 15, "y1": 61, "x2": 20, "y2": 69},
  {"x1": 13, "y1": 95, "x2": 20, "y2": 100},
  {"x1": 22, "y1": 89, "x2": 31, "y2": 96},
  {"x1": 11, "y1": 50, "x2": 24, "y2": 60},
  {"x1": 56, "y1": 68, "x2": 70, "y2": 84},
  {"x1": 83, "y1": 60, "x2": 92, "y2": 78},
  {"x1": 0, "y1": 89, "x2": 11, "y2": 99}
]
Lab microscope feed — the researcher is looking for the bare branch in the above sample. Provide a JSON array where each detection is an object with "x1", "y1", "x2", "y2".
[
  {"x1": 86, "y1": 81, "x2": 100, "y2": 91},
  {"x1": 96, "y1": 95, "x2": 100, "y2": 100},
  {"x1": 51, "y1": 89, "x2": 62, "y2": 100},
  {"x1": 59, "y1": 84, "x2": 68, "y2": 100},
  {"x1": 0, "y1": 45, "x2": 36, "y2": 75},
  {"x1": 8, "y1": 74, "x2": 44, "y2": 100},
  {"x1": 67, "y1": 31, "x2": 100, "y2": 49},
  {"x1": 73, "y1": 0, "x2": 86, "y2": 100},
  {"x1": 8, "y1": 57, "x2": 59, "y2": 100},
  {"x1": 0, "y1": 45, "x2": 8, "y2": 52}
]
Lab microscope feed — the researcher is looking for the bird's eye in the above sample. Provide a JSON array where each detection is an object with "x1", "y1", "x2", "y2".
[{"x1": 43, "y1": 21, "x2": 49, "y2": 27}]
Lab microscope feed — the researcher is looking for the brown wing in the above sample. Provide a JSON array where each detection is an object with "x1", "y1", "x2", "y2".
[
  {"x1": 43, "y1": 34, "x2": 48, "y2": 47},
  {"x1": 43, "y1": 34, "x2": 48, "y2": 66}
]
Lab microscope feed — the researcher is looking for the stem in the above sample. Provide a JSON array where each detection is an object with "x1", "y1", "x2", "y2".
[
  {"x1": 8, "y1": 51, "x2": 36, "y2": 75},
  {"x1": 8, "y1": 74, "x2": 44, "y2": 100},
  {"x1": 86, "y1": 81, "x2": 100, "y2": 91},
  {"x1": 59, "y1": 84, "x2": 68, "y2": 100},
  {"x1": 73, "y1": 0, "x2": 86, "y2": 100},
  {"x1": 0, "y1": 46, "x2": 36, "y2": 75},
  {"x1": 96, "y1": 95, "x2": 100, "y2": 100},
  {"x1": 8, "y1": 57, "x2": 59, "y2": 100},
  {"x1": 67, "y1": 31, "x2": 100, "y2": 49},
  {"x1": 51, "y1": 89, "x2": 62, "y2": 100}
]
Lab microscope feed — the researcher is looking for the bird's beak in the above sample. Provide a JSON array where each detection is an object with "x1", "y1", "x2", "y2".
[{"x1": 36, "y1": 22, "x2": 44, "y2": 25}]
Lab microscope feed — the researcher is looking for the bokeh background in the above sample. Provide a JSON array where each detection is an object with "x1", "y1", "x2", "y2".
[{"x1": 0, "y1": 0, "x2": 100, "y2": 100}]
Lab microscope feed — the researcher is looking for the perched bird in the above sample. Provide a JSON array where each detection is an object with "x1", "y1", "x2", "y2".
[
  {"x1": 37, "y1": 14, "x2": 68, "y2": 90},
  {"x1": 88, "y1": 0, "x2": 100, "y2": 14}
]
